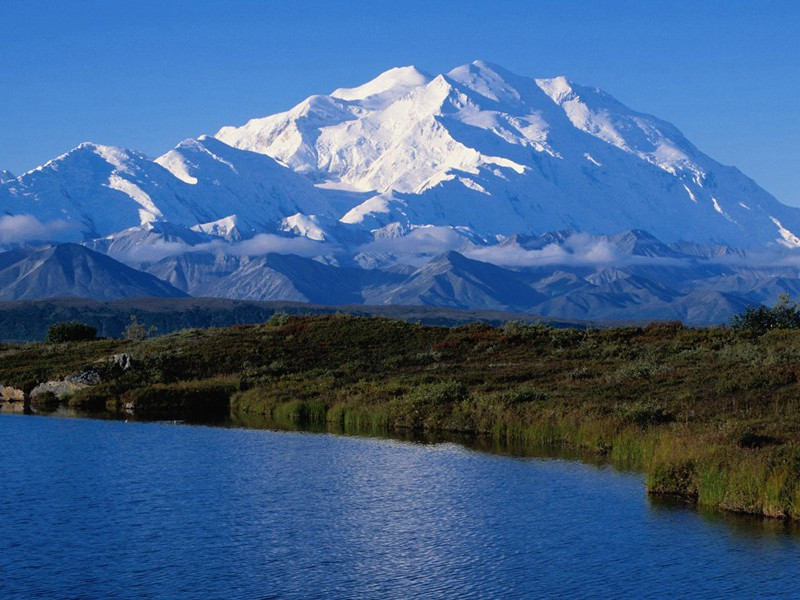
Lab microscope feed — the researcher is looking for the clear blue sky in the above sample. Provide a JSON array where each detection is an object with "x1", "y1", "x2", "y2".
[{"x1": 2, "y1": 0, "x2": 798, "y2": 204}]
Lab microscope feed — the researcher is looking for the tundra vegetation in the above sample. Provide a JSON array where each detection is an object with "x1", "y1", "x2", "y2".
[
  {"x1": 45, "y1": 321, "x2": 97, "y2": 343},
  {"x1": 3, "y1": 301, "x2": 800, "y2": 521}
]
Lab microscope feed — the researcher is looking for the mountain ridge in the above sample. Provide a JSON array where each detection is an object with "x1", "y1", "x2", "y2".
[{"x1": 1, "y1": 61, "x2": 799, "y2": 322}]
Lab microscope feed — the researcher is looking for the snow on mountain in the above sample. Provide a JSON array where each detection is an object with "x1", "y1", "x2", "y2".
[
  {"x1": 331, "y1": 66, "x2": 432, "y2": 104},
  {"x1": 191, "y1": 215, "x2": 244, "y2": 241},
  {"x1": 0, "y1": 143, "x2": 187, "y2": 237},
  {"x1": 85, "y1": 221, "x2": 215, "y2": 265},
  {"x1": 3, "y1": 60, "x2": 800, "y2": 322},
  {"x1": 217, "y1": 60, "x2": 800, "y2": 249},
  {"x1": 0, "y1": 137, "x2": 334, "y2": 241},
  {"x1": 154, "y1": 135, "x2": 335, "y2": 231},
  {"x1": 5, "y1": 60, "x2": 797, "y2": 250},
  {"x1": 0, "y1": 170, "x2": 15, "y2": 184}
]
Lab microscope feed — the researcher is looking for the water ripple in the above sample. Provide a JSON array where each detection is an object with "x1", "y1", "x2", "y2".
[{"x1": 1, "y1": 414, "x2": 799, "y2": 598}]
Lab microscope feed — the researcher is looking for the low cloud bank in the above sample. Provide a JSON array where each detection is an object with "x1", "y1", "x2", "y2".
[
  {"x1": 114, "y1": 233, "x2": 333, "y2": 264},
  {"x1": 0, "y1": 214, "x2": 75, "y2": 244},
  {"x1": 467, "y1": 233, "x2": 622, "y2": 267},
  {"x1": 358, "y1": 226, "x2": 476, "y2": 261}
]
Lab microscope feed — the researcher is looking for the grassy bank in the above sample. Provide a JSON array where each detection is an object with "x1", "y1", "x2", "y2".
[{"x1": 4, "y1": 314, "x2": 800, "y2": 519}]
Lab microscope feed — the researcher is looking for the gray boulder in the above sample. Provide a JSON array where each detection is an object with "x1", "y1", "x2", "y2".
[{"x1": 30, "y1": 370, "x2": 100, "y2": 401}]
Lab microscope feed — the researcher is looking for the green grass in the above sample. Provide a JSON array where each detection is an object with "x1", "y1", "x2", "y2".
[{"x1": 5, "y1": 314, "x2": 800, "y2": 519}]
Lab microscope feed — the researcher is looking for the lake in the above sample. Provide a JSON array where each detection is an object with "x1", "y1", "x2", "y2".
[{"x1": 2, "y1": 413, "x2": 800, "y2": 598}]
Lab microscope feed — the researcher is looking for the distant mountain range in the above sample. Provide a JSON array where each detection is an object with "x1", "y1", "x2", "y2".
[
  {"x1": 1, "y1": 61, "x2": 798, "y2": 322},
  {"x1": 0, "y1": 244, "x2": 185, "y2": 301}
]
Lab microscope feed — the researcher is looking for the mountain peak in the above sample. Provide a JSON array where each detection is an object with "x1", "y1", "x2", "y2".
[
  {"x1": 0, "y1": 243, "x2": 187, "y2": 301},
  {"x1": 8, "y1": 61, "x2": 799, "y2": 254},
  {"x1": 49, "y1": 142, "x2": 146, "y2": 171},
  {"x1": 446, "y1": 60, "x2": 524, "y2": 104},
  {"x1": 330, "y1": 65, "x2": 431, "y2": 101}
]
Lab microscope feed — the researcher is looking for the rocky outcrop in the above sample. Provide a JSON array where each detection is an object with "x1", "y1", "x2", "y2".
[
  {"x1": 0, "y1": 385, "x2": 25, "y2": 403},
  {"x1": 30, "y1": 370, "x2": 101, "y2": 402},
  {"x1": 110, "y1": 354, "x2": 134, "y2": 371},
  {"x1": 0, "y1": 384, "x2": 28, "y2": 413}
]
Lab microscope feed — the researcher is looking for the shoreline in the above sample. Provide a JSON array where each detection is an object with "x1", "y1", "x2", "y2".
[{"x1": 4, "y1": 314, "x2": 800, "y2": 521}]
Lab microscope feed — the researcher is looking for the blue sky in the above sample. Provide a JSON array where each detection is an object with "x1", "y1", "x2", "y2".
[{"x1": 2, "y1": 0, "x2": 798, "y2": 204}]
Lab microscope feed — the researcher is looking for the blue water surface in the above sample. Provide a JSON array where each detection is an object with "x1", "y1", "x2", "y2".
[{"x1": 2, "y1": 414, "x2": 799, "y2": 599}]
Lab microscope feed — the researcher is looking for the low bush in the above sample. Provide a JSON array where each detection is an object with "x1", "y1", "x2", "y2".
[
  {"x1": 266, "y1": 312, "x2": 291, "y2": 327},
  {"x1": 617, "y1": 401, "x2": 675, "y2": 427},
  {"x1": 46, "y1": 322, "x2": 97, "y2": 343},
  {"x1": 122, "y1": 377, "x2": 239, "y2": 419},
  {"x1": 502, "y1": 385, "x2": 548, "y2": 405},
  {"x1": 731, "y1": 294, "x2": 800, "y2": 335}
]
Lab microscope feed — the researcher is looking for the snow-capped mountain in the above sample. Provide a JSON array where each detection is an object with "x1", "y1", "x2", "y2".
[
  {"x1": 218, "y1": 60, "x2": 798, "y2": 248},
  {"x1": 0, "y1": 136, "x2": 333, "y2": 240},
  {"x1": 1, "y1": 61, "x2": 799, "y2": 322}
]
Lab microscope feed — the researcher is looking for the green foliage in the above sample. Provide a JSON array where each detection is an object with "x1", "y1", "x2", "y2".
[
  {"x1": 647, "y1": 459, "x2": 697, "y2": 496},
  {"x1": 616, "y1": 401, "x2": 675, "y2": 427},
  {"x1": 266, "y1": 312, "x2": 291, "y2": 327},
  {"x1": 502, "y1": 320, "x2": 551, "y2": 337},
  {"x1": 502, "y1": 385, "x2": 549, "y2": 405},
  {"x1": 122, "y1": 377, "x2": 239, "y2": 418},
  {"x1": 405, "y1": 380, "x2": 469, "y2": 405},
  {"x1": 46, "y1": 321, "x2": 97, "y2": 343},
  {"x1": 123, "y1": 315, "x2": 157, "y2": 342},
  {"x1": 731, "y1": 293, "x2": 800, "y2": 335}
]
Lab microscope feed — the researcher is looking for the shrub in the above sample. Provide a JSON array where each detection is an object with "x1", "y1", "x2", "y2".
[
  {"x1": 503, "y1": 385, "x2": 549, "y2": 405},
  {"x1": 617, "y1": 401, "x2": 675, "y2": 427},
  {"x1": 644, "y1": 320, "x2": 684, "y2": 332},
  {"x1": 730, "y1": 294, "x2": 800, "y2": 335},
  {"x1": 266, "y1": 312, "x2": 291, "y2": 327},
  {"x1": 46, "y1": 321, "x2": 97, "y2": 343},
  {"x1": 30, "y1": 390, "x2": 60, "y2": 410},
  {"x1": 738, "y1": 431, "x2": 782, "y2": 449},
  {"x1": 647, "y1": 459, "x2": 698, "y2": 496},
  {"x1": 123, "y1": 315, "x2": 157, "y2": 342},
  {"x1": 406, "y1": 380, "x2": 469, "y2": 406},
  {"x1": 502, "y1": 320, "x2": 550, "y2": 336},
  {"x1": 123, "y1": 377, "x2": 239, "y2": 418}
]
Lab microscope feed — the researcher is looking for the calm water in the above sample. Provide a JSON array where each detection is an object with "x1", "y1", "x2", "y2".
[{"x1": 2, "y1": 415, "x2": 800, "y2": 598}]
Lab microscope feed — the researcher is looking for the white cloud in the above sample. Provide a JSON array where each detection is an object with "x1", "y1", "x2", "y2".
[
  {"x1": 466, "y1": 233, "x2": 622, "y2": 267},
  {"x1": 359, "y1": 226, "x2": 476, "y2": 261},
  {"x1": 224, "y1": 233, "x2": 329, "y2": 257},
  {"x1": 115, "y1": 232, "x2": 333, "y2": 264},
  {"x1": 0, "y1": 214, "x2": 75, "y2": 244}
]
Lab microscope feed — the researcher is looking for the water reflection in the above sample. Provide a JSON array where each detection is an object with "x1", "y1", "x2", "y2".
[
  {"x1": 3, "y1": 412, "x2": 800, "y2": 597},
  {"x1": 649, "y1": 492, "x2": 800, "y2": 540},
  {"x1": 35, "y1": 406, "x2": 800, "y2": 543}
]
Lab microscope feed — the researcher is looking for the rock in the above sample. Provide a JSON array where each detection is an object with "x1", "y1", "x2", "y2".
[
  {"x1": 0, "y1": 401, "x2": 26, "y2": 414},
  {"x1": 110, "y1": 354, "x2": 134, "y2": 371},
  {"x1": 31, "y1": 380, "x2": 86, "y2": 401},
  {"x1": 66, "y1": 370, "x2": 101, "y2": 386},
  {"x1": 0, "y1": 385, "x2": 25, "y2": 403},
  {"x1": 30, "y1": 370, "x2": 100, "y2": 402}
]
